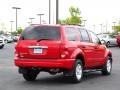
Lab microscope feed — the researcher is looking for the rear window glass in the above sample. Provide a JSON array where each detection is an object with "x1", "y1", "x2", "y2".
[{"x1": 20, "y1": 26, "x2": 61, "y2": 40}]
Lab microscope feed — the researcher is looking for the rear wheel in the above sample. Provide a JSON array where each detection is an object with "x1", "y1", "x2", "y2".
[
  {"x1": 101, "y1": 57, "x2": 112, "y2": 75},
  {"x1": 22, "y1": 69, "x2": 39, "y2": 81},
  {"x1": 118, "y1": 45, "x2": 120, "y2": 48},
  {"x1": 71, "y1": 59, "x2": 83, "y2": 83}
]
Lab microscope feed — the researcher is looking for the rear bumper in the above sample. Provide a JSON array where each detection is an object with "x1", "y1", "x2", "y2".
[{"x1": 15, "y1": 58, "x2": 75, "y2": 69}]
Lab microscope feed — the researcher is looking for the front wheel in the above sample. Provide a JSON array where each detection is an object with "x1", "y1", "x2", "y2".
[{"x1": 101, "y1": 57, "x2": 112, "y2": 75}]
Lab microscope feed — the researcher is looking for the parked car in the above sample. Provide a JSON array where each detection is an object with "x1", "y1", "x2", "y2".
[
  {"x1": 13, "y1": 35, "x2": 19, "y2": 42},
  {"x1": 14, "y1": 25, "x2": 113, "y2": 83},
  {"x1": 0, "y1": 35, "x2": 7, "y2": 43},
  {"x1": 6, "y1": 36, "x2": 13, "y2": 43},
  {"x1": 0, "y1": 36, "x2": 5, "y2": 49},
  {"x1": 97, "y1": 34, "x2": 117, "y2": 47}
]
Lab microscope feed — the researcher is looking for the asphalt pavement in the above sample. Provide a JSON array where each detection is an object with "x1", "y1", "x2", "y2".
[{"x1": 0, "y1": 43, "x2": 120, "y2": 90}]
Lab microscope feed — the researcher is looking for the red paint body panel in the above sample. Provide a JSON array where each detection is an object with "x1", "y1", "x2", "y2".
[{"x1": 15, "y1": 58, "x2": 75, "y2": 69}]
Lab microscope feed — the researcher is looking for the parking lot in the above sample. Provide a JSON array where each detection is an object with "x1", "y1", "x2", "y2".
[{"x1": 0, "y1": 43, "x2": 120, "y2": 90}]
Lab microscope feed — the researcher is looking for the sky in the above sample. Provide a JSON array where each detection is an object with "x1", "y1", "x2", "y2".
[{"x1": 0, "y1": 0, "x2": 120, "y2": 33}]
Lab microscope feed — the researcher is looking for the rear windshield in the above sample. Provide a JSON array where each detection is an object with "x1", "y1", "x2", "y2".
[{"x1": 20, "y1": 26, "x2": 61, "y2": 40}]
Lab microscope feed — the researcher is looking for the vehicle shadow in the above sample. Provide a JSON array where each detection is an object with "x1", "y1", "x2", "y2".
[{"x1": 19, "y1": 71, "x2": 109, "y2": 85}]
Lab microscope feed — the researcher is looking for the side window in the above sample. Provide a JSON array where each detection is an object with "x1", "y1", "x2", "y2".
[
  {"x1": 65, "y1": 27, "x2": 79, "y2": 41},
  {"x1": 89, "y1": 31, "x2": 100, "y2": 44},
  {"x1": 79, "y1": 29, "x2": 90, "y2": 42}
]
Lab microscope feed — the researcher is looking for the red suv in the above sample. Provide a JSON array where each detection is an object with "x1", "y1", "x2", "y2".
[{"x1": 14, "y1": 25, "x2": 113, "y2": 83}]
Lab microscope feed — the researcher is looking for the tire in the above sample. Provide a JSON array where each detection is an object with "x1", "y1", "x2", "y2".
[
  {"x1": 71, "y1": 59, "x2": 83, "y2": 83},
  {"x1": 0, "y1": 45, "x2": 4, "y2": 49},
  {"x1": 22, "y1": 69, "x2": 38, "y2": 81},
  {"x1": 106, "y1": 42, "x2": 110, "y2": 48},
  {"x1": 118, "y1": 45, "x2": 120, "y2": 48},
  {"x1": 101, "y1": 57, "x2": 112, "y2": 75}
]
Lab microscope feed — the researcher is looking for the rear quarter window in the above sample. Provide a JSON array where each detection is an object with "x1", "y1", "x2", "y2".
[{"x1": 65, "y1": 27, "x2": 79, "y2": 41}]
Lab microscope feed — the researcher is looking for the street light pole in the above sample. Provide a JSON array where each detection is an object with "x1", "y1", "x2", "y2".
[
  {"x1": 113, "y1": 22, "x2": 116, "y2": 30},
  {"x1": 12, "y1": 7, "x2": 21, "y2": 31},
  {"x1": 56, "y1": 0, "x2": 59, "y2": 24},
  {"x1": 10, "y1": 21, "x2": 14, "y2": 33},
  {"x1": 100, "y1": 24, "x2": 103, "y2": 34},
  {"x1": 83, "y1": 20, "x2": 87, "y2": 27},
  {"x1": 29, "y1": 18, "x2": 35, "y2": 25},
  {"x1": 93, "y1": 24, "x2": 95, "y2": 32},
  {"x1": 37, "y1": 14, "x2": 44, "y2": 24},
  {"x1": 49, "y1": 0, "x2": 51, "y2": 24}
]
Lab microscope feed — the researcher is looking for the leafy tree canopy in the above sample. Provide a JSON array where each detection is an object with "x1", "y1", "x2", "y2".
[{"x1": 59, "y1": 6, "x2": 82, "y2": 25}]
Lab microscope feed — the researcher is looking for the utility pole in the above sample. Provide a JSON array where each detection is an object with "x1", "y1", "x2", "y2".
[
  {"x1": 56, "y1": 0, "x2": 59, "y2": 24},
  {"x1": 100, "y1": 24, "x2": 103, "y2": 34},
  {"x1": 49, "y1": 0, "x2": 51, "y2": 24},
  {"x1": 29, "y1": 18, "x2": 35, "y2": 25},
  {"x1": 106, "y1": 23, "x2": 108, "y2": 33},
  {"x1": 83, "y1": 20, "x2": 87, "y2": 27},
  {"x1": 12, "y1": 7, "x2": 21, "y2": 31},
  {"x1": 93, "y1": 24, "x2": 95, "y2": 32},
  {"x1": 113, "y1": 22, "x2": 116, "y2": 30},
  {"x1": 37, "y1": 14, "x2": 44, "y2": 24},
  {"x1": 10, "y1": 21, "x2": 14, "y2": 33}
]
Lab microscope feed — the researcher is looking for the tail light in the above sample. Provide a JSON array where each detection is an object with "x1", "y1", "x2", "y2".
[
  {"x1": 14, "y1": 44, "x2": 20, "y2": 59},
  {"x1": 60, "y1": 46, "x2": 69, "y2": 59},
  {"x1": 14, "y1": 50, "x2": 19, "y2": 59}
]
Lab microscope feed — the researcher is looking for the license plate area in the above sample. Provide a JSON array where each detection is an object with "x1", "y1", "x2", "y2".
[{"x1": 33, "y1": 48, "x2": 43, "y2": 54}]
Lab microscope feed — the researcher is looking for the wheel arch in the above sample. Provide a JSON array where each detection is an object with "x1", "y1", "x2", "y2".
[
  {"x1": 75, "y1": 54, "x2": 85, "y2": 68},
  {"x1": 108, "y1": 52, "x2": 112, "y2": 62},
  {"x1": 70, "y1": 48, "x2": 86, "y2": 68},
  {"x1": 105, "y1": 49, "x2": 113, "y2": 63}
]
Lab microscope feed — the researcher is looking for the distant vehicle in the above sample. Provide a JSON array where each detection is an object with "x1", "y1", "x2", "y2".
[
  {"x1": 0, "y1": 35, "x2": 7, "y2": 43},
  {"x1": 14, "y1": 25, "x2": 113, "y2": 83},
  {"x1": 6, "y1": 36, "x2": 13, "y2": 43},
  {"x1": 0, "y1": 37, "x2": 5, "y2": 49},
  {"x1": 13, "y1": 35, "x2": 19, "y2": 42},
  {"x1": 97, "y1": 34, "x2": 117, "y2": 47}
]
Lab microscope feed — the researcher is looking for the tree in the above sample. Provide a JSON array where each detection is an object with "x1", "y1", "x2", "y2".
[
  {"x1": 115, "y1": 26, "x2": 120, "y2": 32},
  {"x1": 114, "y1": 22, "x2": 120, "y2": 33},
  {"x1": 17, "y1": 27, "x2": 23, "y2": 34},
  {"x1": 0, "y1": 30, "x2": 4, "y2": 34},
  {"x1": 59, "y1": 6, "x2": 82, "y2": 25}
]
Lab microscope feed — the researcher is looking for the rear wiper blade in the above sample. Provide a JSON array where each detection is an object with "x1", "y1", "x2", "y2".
[{"x1": 37, "y1": 39, "x2": 53, "y2": 42}]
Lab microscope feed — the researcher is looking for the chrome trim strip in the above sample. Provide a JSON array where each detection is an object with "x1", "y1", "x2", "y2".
[{"x1": 28, "y1": 46, "x2": 48, "y2": 49}]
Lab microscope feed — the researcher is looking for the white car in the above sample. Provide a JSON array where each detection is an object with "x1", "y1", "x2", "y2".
[
  {"x1": 6, "y1": 36, "x2": 13, "y2": 43},
  {"x1": 0, "y1": 37, "x2": 5, "y2": 49},
  {"x1": 97, "y1": 34, "x2": 117, "y2": 47}
]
